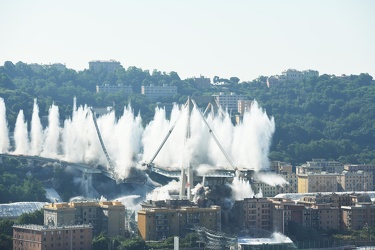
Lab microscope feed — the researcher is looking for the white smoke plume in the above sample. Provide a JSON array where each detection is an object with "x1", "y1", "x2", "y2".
[
  {"x1": 30, "y1": 99, "x2": 43, "y2": 155},
  {"x1": 0, "y1": 98, "x2": 9, "y2": 153},
  {"x1": 4, "y1": 98, "x2": 277, "y2": 184},
  {"x1": 254, "y1": 172, "x2": 289, "y2": 187},
  {"x1": 41, "y1": 103, "x2": 61, "y2": 158},
  {"x1": 13, "y1": 110, "x2": 29, "y2": 155},
  {"x1": 146, "y1": 180, "x2": 180, "y2": 201}
]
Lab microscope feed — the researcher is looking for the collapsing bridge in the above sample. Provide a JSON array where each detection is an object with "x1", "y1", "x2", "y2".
[{"x1": 142, "y1": 97, "x2": 251, "y2": 200}]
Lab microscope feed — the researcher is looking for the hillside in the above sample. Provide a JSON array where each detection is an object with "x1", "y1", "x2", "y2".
[{"x1": 0, "y1": 61, "x2": 374, "y2": 166}]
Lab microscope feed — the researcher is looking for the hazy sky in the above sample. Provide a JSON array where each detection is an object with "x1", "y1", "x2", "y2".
[{"x1": 1, "y1": 0, "x2": 374, "y2": 81}]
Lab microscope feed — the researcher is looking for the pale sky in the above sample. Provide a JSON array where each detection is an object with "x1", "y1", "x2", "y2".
[{"x1": 1, "y1": 0, "x2": 374, "y2": 81}]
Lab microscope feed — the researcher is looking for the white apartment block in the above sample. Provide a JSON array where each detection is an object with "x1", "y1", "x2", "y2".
[
  {"x1": 212, "y1": 92, "x2": 247, "y2": 112},
  {"x1": 141, "y1": 84, "x2": 177, "y2": 100},
  {"x1": 96, "y1": 84, "x2": 133, "y2": 94}
]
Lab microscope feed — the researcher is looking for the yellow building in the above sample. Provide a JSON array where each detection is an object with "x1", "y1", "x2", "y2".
[
  {"x1": 44, "y1": 201, "x2": 126, "y2": 237},
  {"x1": 137, "y1": 200, "x2": 221, "y2": 241},
  {"x1": 297, "y1": 173, "x2": 339, "y2": 193}
]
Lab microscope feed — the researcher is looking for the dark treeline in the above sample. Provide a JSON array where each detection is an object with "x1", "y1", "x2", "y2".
[{"x1": 0, "y1": 61, "x2": 374, "y2": 166}]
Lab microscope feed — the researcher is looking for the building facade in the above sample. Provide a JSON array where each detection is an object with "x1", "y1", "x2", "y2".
[
  {"x1": 44, "y1": 201, "x2": 126, "y2": 237},
  {"x1": 297, "y1": 173, "x2": 339, "y2": 193},
  {"x1": 296, "y1": 159, "x2": 343, "y2": 175},
  {"x1": 89, "y1": 60, "x2": 122, "y2": 73},
  {"x1": 96, "y1": 84, "x2": 133, "y2": 94},
  {"x1": 13, "y1": 224, "x2": 92, "y2": 250},
  {"x1": 341, "y1": 204, "x2": 375, "y2": 230},
  {"x1": 141, "y1": 84, "x2": 177, "y2": 100},
  {"x1": 137, "y1": 200, "x2": 221, "y2": 241},
  {"x1": 234, "y1": 198, "x2": 273, "y2": 233},
  {"x1": 338, "y1": 170, "x2": 373, "y2": 192},
  {"x1": 344, "y1": 164, "x2": 375, "y2": 187},
  {"x1": 212, "y1": 92, "x2": 247, "y2": 113}
]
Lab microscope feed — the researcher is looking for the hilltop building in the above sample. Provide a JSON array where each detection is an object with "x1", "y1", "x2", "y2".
[
  {"x1": 96, "y1": 84, "x2": 133, "y2": 94},
  {"x1": 89, "y1": 60, "x2": 122, "y2": 73},
  {"x1": 192, "y1": 75, "x2": 211, "y2": 89},
  {"x1": 267, "y1": 69, "x2": 319, "y2": 86},
  {"x1": 137, "y1": 199, "x2": 221, "y2": 241},
  {"x1": 13, "y1": 224, "x2": 92, "y2": 250},
  {"x1": 43, "y1": 200, "x2": 126, "y2": 237},
  {"x1": 141, "y1": 84, "x2": 177, "y2": 100},
  {"x1": 28, "y1": 63, "x2": 67, "y2": 72}
]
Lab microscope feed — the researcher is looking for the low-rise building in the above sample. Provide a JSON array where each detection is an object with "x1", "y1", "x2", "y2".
[{"x1": 13, "y1": 224, "x2": 92, "y2": 250}]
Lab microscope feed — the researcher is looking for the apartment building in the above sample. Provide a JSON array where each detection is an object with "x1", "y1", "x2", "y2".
[
  {"x1": 13, "y1": 224, "x2": 92, "y2": 250},
  {"x1": 341, "y1": 204, "x2": 375, "y2": 230},
  {"x1": 137, "y1": 200, "x2": 221, "y2": 241},
  {"x1": 297, "y1": 172, "x2": 339, "y2": 193},
  {"x1": 212, "y1": 92, "x2": 247, "y2": 112},
  {"x1": 96, "y1": 84, "x2": 133, "y2": 94},
  {"x1": 141, "y1": 84, "x2": 177, "y2": 100},
  {"x1": 270, "y1": 198, "x2": 304, "y2": 234},
  {"x1": 296, "y1": 159, "x2": 343, "y2": 174},
  {"x1": 251, "y1": 172, "x2": 297, "y2": 197},
  {"x1": 233, "y1": 198, "x2": 273, "y2": 233},
  {"x1": 338, "y1": 170, "x2": 373, "y2": 192},
  {"x1": 44, "y1": 201, "x2": 126, "y2": 237},
  {"x1": 344, "y1": 164, "x2": 375, "y2": 186},
  {"x1": 251, "y1": 161, "x2": 298, "y2": 196},
  {"x1": 89, "y1": 60, "x2": 122, "y2": 73}
]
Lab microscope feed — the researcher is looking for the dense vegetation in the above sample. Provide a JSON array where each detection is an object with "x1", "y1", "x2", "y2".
[
  {"x1": 0, "y1": 61, "x2": 374, "y2": 167},
  {"x1": 0, "y1": 209, "x2": 43, "y2": 250},
  {"x1": 0, "y1": 158, "x2": 46, "y2": 203}
]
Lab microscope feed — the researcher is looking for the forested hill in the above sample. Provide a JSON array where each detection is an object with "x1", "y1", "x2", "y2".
[{"x1": 0, "y1": 61, "x2": 374, "y2": 166}]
